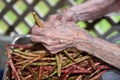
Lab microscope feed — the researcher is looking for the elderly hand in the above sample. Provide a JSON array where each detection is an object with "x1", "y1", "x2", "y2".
[{"x1": 31, "y1": 21, "x2": 91, "y2": 54}]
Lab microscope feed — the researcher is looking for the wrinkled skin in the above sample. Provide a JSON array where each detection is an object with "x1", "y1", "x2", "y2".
[
  {"x1": 31, "y1": 0, "x2": 120, "y2": 54},
  {"x1": 48, "y1": 0, "x2": 120, "y2": 22},
  {"x1": 31, "y1": 21, "x2": 91, "y2": 54}
]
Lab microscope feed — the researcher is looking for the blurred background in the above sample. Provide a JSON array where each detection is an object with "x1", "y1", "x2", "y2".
[
  {"x1": 0, "y1": 0, "x2": 120, "y2": 79},
  {"x1": 0, "y1": 0, "x2": 120, "y2": 37}
]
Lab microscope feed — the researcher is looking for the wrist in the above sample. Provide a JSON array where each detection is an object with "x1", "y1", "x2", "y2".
[{"x1": 74, "y1": 30, "x2": 94, "y2": 51}]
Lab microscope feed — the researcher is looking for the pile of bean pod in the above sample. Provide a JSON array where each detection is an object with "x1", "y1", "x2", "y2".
[{"x1": 5, "y1": 43, "x2": 111, "y2": 80}]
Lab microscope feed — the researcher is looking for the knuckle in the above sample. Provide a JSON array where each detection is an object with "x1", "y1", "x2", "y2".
[{"x1": 31, "y1": 35, "x2": 36, "y2": 42}]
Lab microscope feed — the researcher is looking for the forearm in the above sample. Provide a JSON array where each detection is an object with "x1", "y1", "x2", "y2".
[
  {"x1": 60, "y1": 0, "x2": 117, "y2": 22},
  {"x1": 76, "y1": 36, "x2": 120, "y2": 69}
]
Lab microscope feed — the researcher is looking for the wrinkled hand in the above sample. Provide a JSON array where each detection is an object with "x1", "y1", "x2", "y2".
[{"x1": 31, "y1": 21, "x2": 91, "y2": 54}]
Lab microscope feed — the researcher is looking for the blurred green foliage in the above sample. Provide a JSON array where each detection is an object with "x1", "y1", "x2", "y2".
[
  {"x1": 0, "y1": 20, "x2": 8, "y2": 34},
  {"x1": 15, "y1": 22, "x2": 30, "y2": 35},
  {"x1": 0, "y1": 1, "x2": 5, "y2": 12},
  {"x1": 0, "y1": 0, "x2": 120, "y2": 37},
  {"x1": 95, "y1": 19, "x2": 112, "y2": 35},
  {"x1": 13, "y1": 0, "x2": 27, "y2": 15}
]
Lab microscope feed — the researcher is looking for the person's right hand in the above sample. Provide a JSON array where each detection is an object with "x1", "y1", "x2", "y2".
[{"x1": 31, "y1": 21, "x2": 91, "y2": 54}]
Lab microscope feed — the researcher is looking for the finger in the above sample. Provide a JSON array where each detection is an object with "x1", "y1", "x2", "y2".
[
  {"x1": 43, "y1": 22, "x2": 53, "y2": 28},
  {"x1": 47, "y1": 14, "x2": 61, "y2": 22},
  {"x1": 44, "y1": 43, "x2": 69, "y2": 54},
  {"x1": 49, "y1": 47, "x2": 66, "y2": 54},
  {"x1": 31, "y1": 35, "x2": 46, "y2": 43},
  {"x1": 31, "y1": 35, "x2": 59, "y2": 45},
  {"x1": 31, "y1": 25, "x2": 44, "y2": 35},
  {"x1": 49, "y1": 49, "x2": 62, "y2": 54}
]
